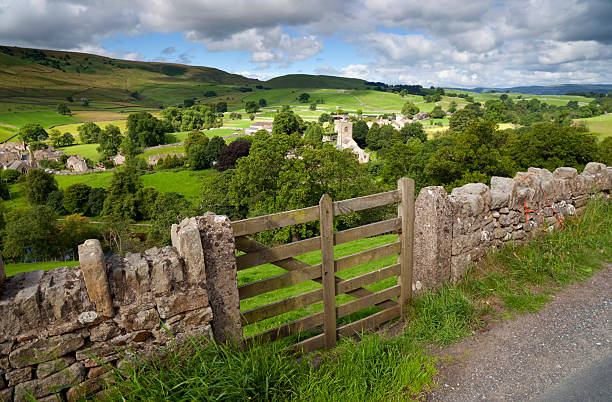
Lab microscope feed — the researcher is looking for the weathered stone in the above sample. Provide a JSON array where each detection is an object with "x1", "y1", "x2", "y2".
[
  {"x1": 172, "y1": 218, "x2": 206, "y2": 285},
  {"x1": 66, "y1": 374, "x2": 110, "y2": 402},
  {"x1": 156, "y1": 289, "x2": 207, "y2": 319},
  {"x1": 0, "y1": 387, "x2": 13, "y2": 402},
  {"x1": 0, "y1": 270, "x2": 45, "y2": 341},
  {"x1": 451, "y1": 183, "x2": 491, "y2": 216},
  {"x1": 87, "y1": 366, "x2": 108, "y2": 379},
  {"x1": 6, "y1": 366, "x2": 32, "y2": 386},
  {"x1": 413, "y1": 186, "x2": 453, "y2": 290},
  {"x1": 0, "y1": 252, "x2": 4, "y2": 288},
  {"x1": 490, "y1": 176, "x2": 513, "y2": 209},
  {"x1": 511, "y1": 171, "x2": 541, "y2": 210},
  {"x1": 124, "y1": 253, "x2": 151, "y2": 293},
  {"x1": 37, "y1": 356, "x2": 75, "y2": 379},
  {"x1": 77, "y1": 311, "x2": 101, "y2": 325},
  {"x1": 9, "y1": 334, "x2": 84, "y2": 369},
  {"x1": 0, "y1": 374, "x2": 5, "y2": 388},
  {"x1": 492, "y1": 211, "x2": 500, "y2": 219},
  {"x1": 78, "y1": 239, "x2": 114, "y2": 317},
  {"x1": 147, "y1": 247, "x2": 184, "y2": 295},
  {"x1": 493, "y1": 228, "x2": 507, "y2": 240},
  {"x1": 452, "y1": 230, "x2": 481, "y2": 256},
  {"x1": 14, "y1": 362, "x2": 85, "y2": 401},
  {"x1": 0, "y1": 342, "x2": 12, "y2": 356},
  {"x1": 132, "y1": 331, "x2": 152, "y2": 342},
  {"x1": 528, "y1": 167, "x2": 557, "y2": 202},
  {"x1": 512, "y1": 230, "x2": 526, "y2": 240},
  {"x1": 120, "y1": 309, "x2": 160, "y2": 332},
  {"x1": 582, "y1": 162, "x2": 611, "y2": 191},
  {"x1": 196, "y1": 213, "x2": 242, "y2": 344},
  {"x1": 90, "y1": 322, "x2": 120, "y2": 342},
  {"x1": 499, "y1": 207, "x2": 509, "y2": 214}
]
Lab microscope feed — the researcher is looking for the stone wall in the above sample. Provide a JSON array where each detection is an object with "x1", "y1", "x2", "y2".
[
  {"x1": 413, "y1": 162, "x2": 612, "y2": 290},
  {"x1": 0, "y1": 215, "x2": 241, "y2": 401}
]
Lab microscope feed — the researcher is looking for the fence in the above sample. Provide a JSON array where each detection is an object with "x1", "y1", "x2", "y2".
[{"x1": 231, "y1": 178, "x2": 415, "y2": 353}]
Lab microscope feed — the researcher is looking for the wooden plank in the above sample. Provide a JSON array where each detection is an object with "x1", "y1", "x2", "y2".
[
  {"x1": 334, "y1": 218, "x2": 401, "y2": 245},
  {"x1": 337, "y1": 305, "x2": 401, "y2": 338},
  {"x1": 398, "y1": 177, "x2": 415, "y2": 319},
  {"x1": 245, "y1": 312, "x2": 324, "y2": 345},
  {"x1": 232, "y1": 205, "x2": 320, "y2": 237},
  {"x1": 235, "y1": 237, "x2": 310, "y2": 272},
  {"x1": 238, "y1": 263, "x2": 321, "y2": 300},
  {"x1": 319, "y1": 194, "x2": 337, "y2": 349},
  {"x1": 292, "y1": 333, "x2": 325, "y2": 354},
  {"x1": 292, "y1": 305, "x2": 400, "y2": 354},
  {"x1": 236, "y1": 236, "x2": 320, "y2": 270},
  {"x1": 335, "y1": 241, "x2": 400, "y2": 272},
  {"x1": 337, "y1": 285, "x2": 400, "y2": 319},
  {"x1": 333, "y1": 190, "x2": 400, "y2": 216},
  {"x1": 240, "y1": 288, "x2": 322, "y2": 325},
  {"x1": 336, "y1": 263, "x2": 401, "y2": 295}
]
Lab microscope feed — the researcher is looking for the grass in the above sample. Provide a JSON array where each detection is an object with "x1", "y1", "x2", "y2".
[
  {"x1": 55, "y1": 171, "x2": 114, "y2": 189},
  {"x1": 56, "y1": 119, "x2": 128, "y2": 135},
  {"x1": 575, "y1": 113, "x2": 612, "y2": 139},
  {"x1": 142, "y1": 145, "x2": 184, "y2": 158},
  {"x1": 0, "y1": 111, "x2": 77, "y2": 128},
  {"x1": 61, "y1": 143, "x2": 102, "y2": 161},
  {"x1": 4, "y1": 260, "x2": 79, "y2": 277}
]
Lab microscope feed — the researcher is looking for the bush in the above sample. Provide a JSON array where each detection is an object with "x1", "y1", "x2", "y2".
[
  {"x1": 86, "y1": 188, "x2": 106, "y2": 216},
  {"x1": 24, "y1": 169, "x2": 58, "y2": 205},
  {"x1": 46, "y1": 190, "x2": 66, "y2": 213}
]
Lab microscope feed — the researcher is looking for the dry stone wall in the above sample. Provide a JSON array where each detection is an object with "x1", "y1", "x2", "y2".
[
  {"x1": 0, "y1": 215, "x2": 241, "y2": 401},
  {"x1": 413, "y1": 162, "x2": 612, "y2": 290}
]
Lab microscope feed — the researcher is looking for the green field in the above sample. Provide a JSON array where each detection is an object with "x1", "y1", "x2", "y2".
[
  {"x1": 61, "y1": 143, "x2": 102, "y2": 160},
  {"x1": 4, "y1": 260, "x2": 80, "y2": 277},
  {"x1": 142, "y1": 145, "x2": 185, "y2": 158},
  {"x1": 0, "y1": 111, "x2": 77, "y2": 128},
  {"x1": 575, "y1": 113, "x2": 612, "y2": 139}
]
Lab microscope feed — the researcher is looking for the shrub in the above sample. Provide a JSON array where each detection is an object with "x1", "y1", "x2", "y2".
[{"x1": 63, "y1": 183, "x2": 92, "y2": 214}]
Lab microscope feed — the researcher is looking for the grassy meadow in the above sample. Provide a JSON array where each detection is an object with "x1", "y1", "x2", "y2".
[{"x1": 575, "y1": 113, "x2": 612, "y2": 139}]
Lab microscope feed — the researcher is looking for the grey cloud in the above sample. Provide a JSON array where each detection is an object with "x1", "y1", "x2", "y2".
[{"x1": 162, "y1": 47, "x2": 175, "y2": 54}]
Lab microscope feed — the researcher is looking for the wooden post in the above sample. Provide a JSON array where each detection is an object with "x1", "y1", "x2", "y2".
[
  {"x1": 319, "y1": 194, "x2": 337, "y2": 349},
  {"x1": 398, "y1": 177, "x2": 415, "y2": 319}
]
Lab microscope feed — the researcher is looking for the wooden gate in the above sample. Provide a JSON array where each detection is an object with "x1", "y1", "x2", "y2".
[{"x1": 231, "y1": 178, "x2": 415, "y2": 353}]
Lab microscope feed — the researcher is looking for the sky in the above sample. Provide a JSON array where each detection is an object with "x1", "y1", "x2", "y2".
[{"x1": 0, "y1": 0, "x2": 611, "y2": 88}]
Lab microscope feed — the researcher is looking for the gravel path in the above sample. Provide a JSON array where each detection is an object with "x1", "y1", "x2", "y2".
[{"x1": 427, "y1": 265, "x2": 612, "y2": 401}]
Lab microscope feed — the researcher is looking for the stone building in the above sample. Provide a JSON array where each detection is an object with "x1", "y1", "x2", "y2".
[{"x1": 66, "y1": 155, "x2": 88, "y2": 173}]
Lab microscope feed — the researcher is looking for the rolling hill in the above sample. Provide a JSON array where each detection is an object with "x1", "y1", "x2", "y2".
[{"x1": 265, "y1": 74, "x2": 372, "y2": 89}]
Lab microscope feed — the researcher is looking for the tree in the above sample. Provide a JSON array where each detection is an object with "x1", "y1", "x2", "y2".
[
  {"x1": 309, "y1": 103, "x2": 317, "y2": 111},
  {"x1": 272, "y1": 106, "x2": 300, "y2": 136},
  {"x1": 298, "y1": 93, "x2": 310, "y2": 103},
  {"x1": 19, "y1": 123, "x2": 47, "y2": 144},
  {"x1": 204, "y1": 136, "x2": 226, "y2": 166},
  {"x1": 63, "y1": 183, "x2": 92, "y2": 214},
  {"x1": 97, "y1": 124, "x2": 123, "y2": 158},
  {"x1": 448, "y1": 101, "x2": 457, "y2": 114},
  {"x1": 119, "y1": 136, "x2": 139, "y2": 159},
  {"x1": 148, "y1": 192, "x2": 194, "y2": 246},
  {"x1": 204, "y1": 91, "x2": 217, "y2": 97},
  {"x1": 400, "y1": 122, "x2": 427, "y2": 142},
  {"x1": 3, "y1": 205, "x2": 59, "y2": 261},
  {"x1": 352, "y1": 120, "x2": 369, "y2": 149},
  {"x1": 366, "y1": 123, "x2": 381, "y2": 150},
  {"x1": 46, "y1": 190, "x2": 65, "y2": 213},
  {"x1": 401, "y1": 101, "x2": 419, "y2": 118},
  {"x1": 77, "y1": 122, "x2": 102, "y2": 144},
  {"x1": 216, "y1": 140, "x2": 251, "y2": 171},
  {"x1": 449, "y1": 109, "x2": 479, "y2": 133},
  {"x1": 61, "y1": 132, "x2": 75, "y2": 147},
  {"x1": 86, "y1": 187, "x2": 106, "y2": 216},
  {"x1": 184, "y1": 130, "x2": 209, "y2": 155},
  {"x1": 245, "y1": 101, "x2": 259, "y2": 113},
  {"x1": 430, "y1": 105, "x2": 446, "y2": 119},
  {"x1": 258, "y1": 98, "x2": 267, "y2": 108},
  {"x1": 216, "y1": 102, "x2": 227, "y2": 113},
  {"x1": 303, "y1": 124, "x2": 324, "y2": 146},
  {"x1": 25, "y1": 169, "x2": 58, "y2": 205},
  {"x1": 318, "y1": 113, "x2": 331, "y2": 124},
  {"x1": 381, "y1": 139, "x2": 424, "y2": 185},
  {"x1": 57, "y1": 104, "x2": 71, "y2": 116},
  {"x1": 126, "y1": 112, "x2": 170, "y2": 147},
  {"x1": 48, "y1": 129, "x2": 64, "y2": 147},
  {"x1": 102, "y1": 166, "x2": 143, "y2": 219},
  {"x1": 1, "y1": 169, "x2": 21, "y2": 183}
]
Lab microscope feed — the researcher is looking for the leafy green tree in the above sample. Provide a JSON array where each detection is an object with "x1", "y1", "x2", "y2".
[
  {"x1": 366, "y1": 123, "x2": 381, "y2": 150},
  {"x1": 318, "y1": 113, "x2": 331, "y2": 124},
  {"x1": 258, "y1": 98, "x2": 267, "y2": 108},
  {"x1": 430, "y1": 105, "x2": 445, "y2": 119},
  {"x1": 381, "y1": 139, "x2": 424, "y2": 185},
  {"x1": 119, "y1": 136, "x2": 139, "y2": 159},
  {"x1": 401, "y1": 101, "x2": 419, "y2": 118},
  {"x1": 148, "y1": 192, "x2": 194, "y2": 246},
  {"x1": 3, "y1": 205, "x2": 59, "y2": 261},
  {"x1": 216, "y1": 102, "x2": 227, "y2": 113},
  {"x1": 245, "y1": 101, "x2": 259, "y2": 113},
  {"x1": 400, "y1": 122, "x2": 427, "y2": 142},
  {"x1": 57, "y1": 104, "x2": 71, "y2": 116},
  {"x1": 304, "y1": 124, "x2": 324, "y2": 146},
  {"x1": 449, "y1": 109, "x2": 479, "y2": 133},
  {"x1": 19, "y1": 123, "x2": 48, "y2": 144},
  {"x1": 77, "y1": 122, "x2": 102, "y2": 144},
  {"x1": 97, "y1": 124, "x2": 123, "y2": 158},
  {"x1": 298, "y1": 93, "x2": 310, "y2": 103},
  {"x1": 185, "y1": 130, "x2": 210, "y2": 169},
  {"x1": 309, "y1": 103, "x2": 317, "y2": 111},
  {"x1": 1, "y1": 169, "x2": 21, "y2": 183},
  {"x1": 102, "y1": 166, "x2": 143, "y2": 219},
  {"x1": 46, "y1": 190, "x2": 65, "y2": 213},
  {"x1": 86, "y1": 188, "x2": 106, "y2": 216},
  {"x1": 483, "y1": 101, "x2": 506, "y2": 123},
  {"x1": 48, "y1": 129, "x2": 63, "y2": 147},
  {"x1": 272, "y1": 106, "x2": 301, "y2": 136},
  {"x1": 205, "y1": 136, "x2": 226, "y2": 166},
  {"x1": 448, "y1": 101, "x2": 457, "y2": 114},
  {"x1": 127, "y1": 112, "x2": 170, "y2": 147},
  {"x1": 61, "y1": 132, "x2": 75, "y2": 146},
  {"x1": 63, "y1": 183, "x2": 92, "y2": 214},
  {"x1": 352, "y1": 120, "x2": 369, "y2": 149},
  {"x1": 25, "y1": 169, "x2": 58, "y2": 205}
]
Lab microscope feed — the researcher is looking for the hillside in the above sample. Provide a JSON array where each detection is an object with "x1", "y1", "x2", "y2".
[
  {"x1": 450, "y1": 84, "x2": 612, "y2": 95},
  {"x1": 0, "y1": 46, "x2": 259, "y2": 106},
  {"x1": 265, "y1": 74, "x2": 372, "y2": 89}
]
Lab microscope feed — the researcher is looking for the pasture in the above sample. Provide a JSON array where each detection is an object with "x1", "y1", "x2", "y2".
[
  {"x1": 575, "y1": 113, "x2": 612, "y2": 139},
  {"x1": 0, "y1": 111, "x2": 77, "y2": 128}
]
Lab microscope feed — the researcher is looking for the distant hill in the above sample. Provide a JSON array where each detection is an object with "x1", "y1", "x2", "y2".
[
  {"x1": 0, "y1": 46, "x2": 260, "y2": 106},
  {"x1": 265, "y1": 74, "x2": 372, "y2": 89},
  {"x1": 448, "y1": 84, "x2": 612, "y2": 95}
]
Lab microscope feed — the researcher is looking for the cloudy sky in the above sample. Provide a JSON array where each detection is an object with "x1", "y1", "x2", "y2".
[{"x1": 1, "y1": 0, "x2": 611, "y2": 87}]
